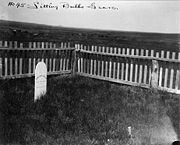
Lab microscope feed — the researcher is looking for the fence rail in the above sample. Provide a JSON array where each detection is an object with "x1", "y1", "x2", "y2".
[
  {"x1": 75, "y1": 44, "x2": 180, "y2": 94},
  {"x1": 0, "y1": 41, "x2": 75, "y2": 79},
  {"x1": 0, "y1": 40, "x2": 180, "y2": 94}
]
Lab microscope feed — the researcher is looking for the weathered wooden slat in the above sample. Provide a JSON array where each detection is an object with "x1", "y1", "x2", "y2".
[
  {"x1": 14, "y1": 41, "x2": 17, "y2": 48},
  {"x1": 10, "y1": 58, "x2": 13, "y2": 76},
  {"x1": 109, "y1": 47, "x2": 113, "y2": 78},
  {"x1": 129, "y1": 49, "x2": 134, "y2": 82},
  {"x1": 15, "y1": 58, "x2": 18, "y2": 75},
  {"x1": 105, "y1": 60, "x2": 108, "y2": 77},
  {"x1": 0, "y1": 41, "x2": 2, "y2": 47},
  {"x1": 101, "y1": 47, "x2": 105, "y2": 77},
  {"x1": 81, "y1": 45, "x2": 84, "y2": 73},
  {"x1": 97, "y1": 47, "x2": 101, "y2": 76},
  {"x1": 134, "y1": 49, "x2": 139, "y2": 82},
  {"x1": 164, "y1": 51, "x2": 170, "y2": 88},
  {"x1": 9, "y1": 41, "x2": 13, "y2": 48},
  {"x1": 45, "y1": 58, "x2": 48, "y2": 71},
  {"x1": 20, "y1": 43, "x2": 23, "y2": 48},
  {"x1": 169, "y1": 52, "x2": 176, "y2": 88},
  {"x1": 49, "y1": 58, "x2": 52, "y2": 72},
  {"x1": 28, "y1": 58, "x2": 31, "y2": 74},
  {"x1": 175, "y1": 53, "x2": 180, "y2": 90},
  {"x1": 159, "y1": 50, "x2": 164, "y2": 87},
  {"x1": 138, "y1": 49, "x2": 144, "y2": 83},
  {"x1": 4, "y1": 41, "x2": 8, "y2": 47},
  {"x1": 143, "y1": 50, "x2": 148, "y2": 84},
  {"x1": 33, "y1": 42, "x2": 36, "y2": 48},
  {"x1": 53, "y1": 53, "x2": 56, "y2": 72},
  {"x1": 116, "y1": 48, "x2": 121, "y2": 80},
  {"x1": 33, "y1": 58, "x2": 36, "y2": 73},
  {"x1": 5, "y1": 58, "x2": 8, "y2": 76},
  {"x1": 19, "y1": 58, "x2": 22, "y2": 75},
  {"x1": 125, "y1": 48, "x2": 129, "y2": 81},
  {"x1": 0, "y1": 58, "x2": 2, "y2": 76},
  {"x1": 175, "y1": 70, "x2": 180, "y2": 90},
  {"x1": 29, "y1": 42, "x2": 32, "y2": 48}
]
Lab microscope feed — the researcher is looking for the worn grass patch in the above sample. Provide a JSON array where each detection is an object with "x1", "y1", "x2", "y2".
[{"x1": 0, "y1": 76, "x2": 179, "y2": 145}]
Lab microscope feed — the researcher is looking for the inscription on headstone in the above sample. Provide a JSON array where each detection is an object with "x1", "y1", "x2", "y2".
[{"x1": 34, "y1": 61, "x2": 47, "y2": 101}]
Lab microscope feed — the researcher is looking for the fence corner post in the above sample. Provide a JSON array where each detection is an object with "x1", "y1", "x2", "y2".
[{"x1": 150, "y1": 60, "x2": 159, "y2": 88}]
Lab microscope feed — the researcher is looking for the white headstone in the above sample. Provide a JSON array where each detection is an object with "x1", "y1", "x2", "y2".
[{"x1": 34, "y1": 61, "x2": 47, "y2": 101}]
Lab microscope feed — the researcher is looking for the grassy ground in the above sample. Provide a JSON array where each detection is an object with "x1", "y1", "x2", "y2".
[{"x1": 0, "y1": 76, "x2": 179, "y2": 145}]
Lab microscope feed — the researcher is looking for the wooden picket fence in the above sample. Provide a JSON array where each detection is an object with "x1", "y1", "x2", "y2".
[
  {"x1": 75, "y1": 44, "x2": 180, "y2": 94},
  {"x1": 0, "y1": 41, "x2": 75, "y2": 79},
  {"x1": 0, "y1": 40, "x2": 180, "y2": 94}
]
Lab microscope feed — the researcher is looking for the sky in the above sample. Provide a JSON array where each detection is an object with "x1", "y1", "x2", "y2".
[{"x1": 0, "y1": 0, "x2": 180, "y2": 33}]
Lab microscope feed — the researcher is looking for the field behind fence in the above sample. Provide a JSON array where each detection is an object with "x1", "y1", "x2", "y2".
[{"x1": 0, "y1": 40, "x2": 180, "y2": 94}]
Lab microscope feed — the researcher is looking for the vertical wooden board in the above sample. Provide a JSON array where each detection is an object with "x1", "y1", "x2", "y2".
[
  {"x1": 33, "y1": 58, "x2": 36, "y2": 73},
  {"x1": 14, "y1": 41, "x2": 17, "y2": 48},
  {"x1": 125, "y1": 48, "x2": 130, "y2": 81},
  {"x1": 20, "y1": 43, "x2": 23, "y2": 48},
  {"x1": 33, "y1": 42, "x2": 36, "y2": 48},
  {"x1": 4, "y1": 41, "x2": 8, "y2": 47},
  {"x1": 109, "y1": 59, "x2": 112, "y2": 78},
  {"x1": 49, "y1": 58, "x2": 52, "y2": 72},
  {"x1": 113, "y1": 61, "x2": 116, "y2": 79},
  {"x1": 138, "y1": 49, "x2": 144, "y2": 83},
  {"x1": 45, "y1": 42, "x2": 48, "y2": 48},
  {"x1": 134, "y1": 49, "x2": 139, "y2": 82},
  {"x1": 164, "y1": 51, "x2": 170, "y2": 88},
  {"x1": 10, "y1": 58, "x2": 13, "y2": 76},
  {"x1": 45, "y1": 58, "x2": 48, "y2": 71},
  {"x1": 117, "y1": 61, "x2": 120, "y2": 80},
  {"x1": 4, "y1": 58, "x2": 8, "y2": 76},
  {"x1": 105, "y1": 60, "x2": 108, "y2": 77},
  {"x1": 61, "y1": 42, "x2": 63, "y2": 48},
  {"x1": 28, "y1": 58, "x2": 31, "y2": 74},
  {"x1": 8, "y1": 41, "x2": 12, "y2": 48},
  {"x1": 15, "y1": 58, "x2": 18, "y2": 75},
  {"x1": 90, "y1": 57, "x2": 93, "y2": 75},
  {"x1": 101, "y1": 59, "x2": 104, "y2": 77},
  {"x1": 29, "y1": 42, "x2": 32, "y2": 48},
  {"x1": 53, "y1": 58, "x2": 56, "y2": 72},
  {"x1": 41, "y1": 42, "x2": 44, "y2": 48},
  {"x1": 169, "y1": 68, "x2": 174, "y2": 89},
  {"x1": 122, "y1": 48, "x2": 125, "y2": 55},
  {"x1": 148, "y1": 50, "x2": 154, "y2": 84},
  {"x1": 53, "y1": 43, "x2": 56, "y2": 48},
  {"x1": 66, "y1": 54, "x2": 69, "y2": 71},
  {"x1": 125, "y1": 62, "x2": 129, "y2": 81},
  {"x1": 121, "y1": 62, "x2": 124, "y2": 80},
  {"x1": 0, "y1": 41, "x2": 2, "y2": 47},
  {"x1": 159, "y1": 50, "x2": 164, "y2": 87},
  {"x1": 175, "y1": 70, "x2": 180, "y2": 90},
  {"x1": 143, "y1": 50, "x2": 148, "y2": 84},
  {"x1": 19, "y1": 58, "x2": 22, "y2": 75},
  {"x1": 108, "y1": 47, "x2": 113, "y2": 78},
  {"x1": 169, "y1": 53, "x2": 175, "y2": 88},
  {"x1": 0, "y1": 58, "x2": 2, "y2": 77},
  {"x1": 129, "y1": 49, "x2": 134, "y2": 82},
  {"x1": 138, "y1": 64, "x2": 143, "y2": 83},
  {"x1": 63, "y1": 53, "x2": 66, "y2": 71},
  {"x1": 49, "y1": 42, "x2": 52, "y2": 48}
]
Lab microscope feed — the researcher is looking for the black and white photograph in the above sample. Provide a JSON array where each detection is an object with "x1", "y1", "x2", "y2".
[{"x1": 0, "y1": 0, "x2": 179, "y2": 144}]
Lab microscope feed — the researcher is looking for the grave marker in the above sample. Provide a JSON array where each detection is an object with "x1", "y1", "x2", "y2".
[{"x1": 34, "y1": 61, "x2": 47, "y2": 101}]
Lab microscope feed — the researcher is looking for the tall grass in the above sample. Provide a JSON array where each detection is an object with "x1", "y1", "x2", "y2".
[{"x1": 0, "y1": 76, "x2": 179, "y2": 145}]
